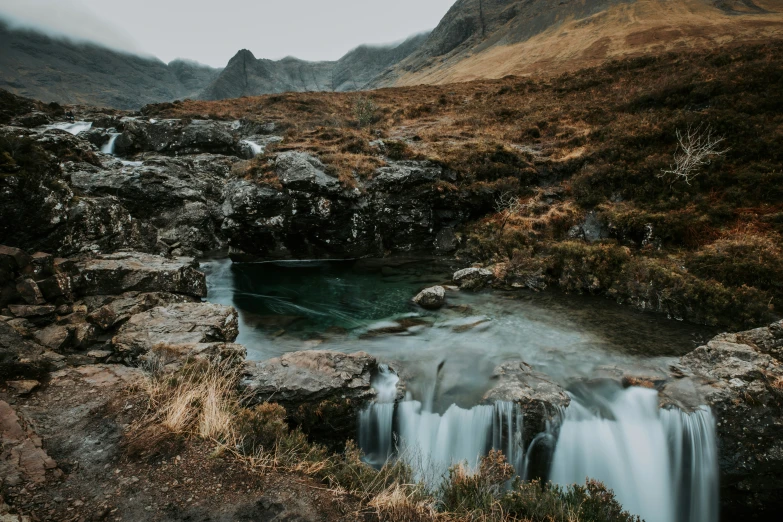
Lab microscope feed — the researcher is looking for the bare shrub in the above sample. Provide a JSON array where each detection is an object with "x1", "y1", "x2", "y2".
[
  {"x1": 660, "y1": 123, "x2": 728, "y2": 184},
  {"x1": 495, "y1": 191, "x2": 525, "y2": 234}
]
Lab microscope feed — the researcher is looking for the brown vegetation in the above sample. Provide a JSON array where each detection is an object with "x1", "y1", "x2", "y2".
[
  {"x1": 143, "y1": 40, "x2": 783, "y2": 329},
  {"x1": 125, "y1": 358, "x2": 641, "y2": 521}
]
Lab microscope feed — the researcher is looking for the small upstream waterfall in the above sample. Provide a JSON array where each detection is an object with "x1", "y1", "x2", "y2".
[
  {"x1": 101, "y1": 133, "x2": 120, "y2": 155},
  {"x1": 240, "y1": 139, "x2": 265, "y2": 157},
  {"x1": 47, "y1": 121, "x2": 93, "y2": 135},
  {"x1": 359, "y1": 373, "x2": 718, "y2": 522}
]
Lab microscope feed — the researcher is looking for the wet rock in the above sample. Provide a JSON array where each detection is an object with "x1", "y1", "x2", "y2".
[
  {"x1": 368, "y1": 160, "x2": 463, "y2": 253},
  {"x1": 112, "y1": 303, "x2": 238, "y2": 357},
  {"x1": 412, "y1": 286, "x2": 446, "y2": 310},
  {"x1": 0, "y1": 401, "x2": 58, "y2": 485},
  {"x1": 14, "y1": 112, "x2": 51, "y2": 128},
  {"x1": 6, "y1": 380, "x2": 39, "y2": 395},
  {"x1": 15, "y1": 278, "x2": 45, "y2": 305},
  {"x1": 114, "y1": 119, "x2": 238, "y2": 156},
  {"x1": 59, "y1": 196, "x2": 159, "y2": 257},
  {"x1": 276, "y1": 151, "x2": 341, "y2": 193},
  {"x1": 483, "y1": 361, "x2": 570, "y2": 444},
  {"x1": 7, "y1": 304, "x2": 56, "y2": 324},
  {"x1": 243, "y1": 350, "x2": 378, "y2": 442},
  {"x1": 33, "y1": 324, "x2": 73, "y2": 350},
  {"x1": 453, "y1": 267, "x2": 494, "y2": 291},
  {"x1": 74, "y1": 253, "x2": 207, "y2": 298},
  {"x1": 661, "y1": 320, "x2": 783, "y2": 519},
  {"x1": 434, "y1": 228, "x2": 458, "y2": 253},
  {"x1": 29, "y1": 252, "x2": 54, "y2": 279},
  {"x1": 87, "y1": 292, "x2": 196, "y2": 331}
]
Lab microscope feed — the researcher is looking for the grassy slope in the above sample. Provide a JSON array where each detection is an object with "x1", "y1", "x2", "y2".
[
  {"x1": 387, "y1": 0, "x2": 783, "y2": 87},
  {"x1": 143, "y1": 41, "x2": 782, "y2": 329}
]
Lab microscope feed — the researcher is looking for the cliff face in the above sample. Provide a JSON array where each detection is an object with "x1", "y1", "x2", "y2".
[
  {"x1": 372, "y1": 0, "x2": 783, "y2": 87},
  {"x1": 0, "y1": 21, "x2": 222, "y2": 110},
  {"x1": 199, "y1": 33, "x2": 429, "y2": 100}
]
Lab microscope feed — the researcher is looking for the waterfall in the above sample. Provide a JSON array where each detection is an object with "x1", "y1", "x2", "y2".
[
  {"x1": 661, "y1": 406, "x2": 719, "y2": 522},
  {"x1": 358, "y1": 364, "x2": 399, "y2": 465},
  {"x1": 101, "y1": 133, "x2": 121, "y2": 155},
  {"x1": 240, "y1": 139, "x2": 265, "y2": 157},
  {"x1": 47, "y1": 121, "x2": 93, "y2": 135},
  {"x1": 549, "y1": 387, "x2": 719, "y2": 522},
  {"x1": 359, "y1": 365, "x2": 525, "y2": 482},
  {"x1": 359, "y1": 376, "x2": 718, "y2": 521}
]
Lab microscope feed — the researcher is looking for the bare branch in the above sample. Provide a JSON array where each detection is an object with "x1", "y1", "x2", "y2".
[{"x1": 659, "y1": 123, "x2": 729, "y2": 185}]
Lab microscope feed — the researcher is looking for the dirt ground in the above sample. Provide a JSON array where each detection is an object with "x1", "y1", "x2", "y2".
[{"x1": 0, "y1": 365, "x2": 362, "y2": 522}]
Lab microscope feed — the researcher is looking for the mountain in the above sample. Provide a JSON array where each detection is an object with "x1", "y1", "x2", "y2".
[
  {"x1": 371, "y1": 0, "x2": 783, "y2": 87},
  {"x1": 0, "y1": 20, "x2": 222, "y2": 110},
  {"x1": 199, "y1": 32, "x2": 429, "y2": 100}
]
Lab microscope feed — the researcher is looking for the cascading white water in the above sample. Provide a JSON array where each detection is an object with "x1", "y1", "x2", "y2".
[
  {"x1": 661, "y1": 406, "x2": 719, "y2": 522},
  {"x1": 101, "y1": 133, "x2": 121, "y2": 155},
  {"x1": 47, "y1": 121, "x2": 93, "y2": 135},
  {"x1": 359, "y1": 364, "x2": 399, "y2": 465},
  {"x1": 549, "y1": 387, "x2": 719, "y2": 522},
  {"x1": 240, "y1": 139, "x2": 265, "y2": 157},
  {"x1": 360, "y1": 373, "x2": 719, "y2": 522},
  {"x1": 359, "y1": 366, "x2": 525, "y2": 482}
]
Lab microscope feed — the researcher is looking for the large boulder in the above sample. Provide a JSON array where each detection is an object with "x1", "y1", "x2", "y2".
[
  {"x1": 112, "y1": 302, "x2": 239, "y2": 357},
  {"x1": 58, "y1": 195, "x2": 158, "y2": 257},
  {"x1": 70, "y1": 155, "x2": 235, "y2": 255},
  {"x1": 114, "y1": 119, "x2": 238, "y2": 156},
  {"x1": 243, "y1": 351, "x2": 378, "y2": 442},
  {"x1": 222, "y1": 157, "x2": 469, "y2": 260},
  {"x1": 661, "y1": 320, "x2": 783, "y2": 519},
  {"x1": 483, "y1": 361, "x2": 570, "y2": 446},
  {"x1": 74, "y1": 253, "x2": 207, "y2": 298},
  {"x1": 86, "y1": 291, "x2": 196, "y2": 331},
  {"x1": 0, "y1": 321, "x2": 54, "y2": 380},
  {"x1": 412, "y1": 285, "x2": 446, "y2": 310},
  {"x1": 367, "y1": 160, "x2": 465, "y2": 253},
  {"x1": 275, "y1": 151, "x2": 341, "y2": 193},
  {"x1": 453, "y1": 267, "x2": 494, "y2": 291}
]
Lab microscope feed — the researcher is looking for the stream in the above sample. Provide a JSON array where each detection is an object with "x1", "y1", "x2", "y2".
[{"x1": 202, "y1": 258, "x2": 720, "y2": 522}]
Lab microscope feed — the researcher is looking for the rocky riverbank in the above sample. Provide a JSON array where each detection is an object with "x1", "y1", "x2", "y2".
[{"x1": 1, "y1": 238, "x2": 782, "y2": 520}]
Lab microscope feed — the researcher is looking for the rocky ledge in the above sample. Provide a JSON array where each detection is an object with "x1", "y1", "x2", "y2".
[
  {"x1": 661, "y1": 320, "x2": 783, "y2": 518},
  {"x1": 1, "y1": 117, "x2": 473, "y2": 261},
  {"x1": 0, "y1": 246, "x2": 238, "y2": 374},
  {"x1": 243, "y1": 351, "x2": 380, "y2": 443}
]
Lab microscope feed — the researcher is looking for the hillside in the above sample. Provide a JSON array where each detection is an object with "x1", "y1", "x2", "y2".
[
  {"x1": 0, "y1": 21, "x2": 221, "y2": 110},
  {"x1": 373, "y1": 0, "x2": 783, "y2": 87},
  {"x1": 142, "y1": 40, "x2": 783, "y2": 331},
  {"x1": 199, "y1": 33, "x2": 429, "y2": 100}
]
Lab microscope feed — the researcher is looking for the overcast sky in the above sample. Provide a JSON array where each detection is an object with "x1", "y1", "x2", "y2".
[{"x1": 0, "y1": 0, "x2": 455, "y2": 67}]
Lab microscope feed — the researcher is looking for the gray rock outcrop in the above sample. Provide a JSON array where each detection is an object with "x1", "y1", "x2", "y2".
[
  {"x1": 453, "y1": 267, "x2": 494, "y2": 290},
  {"x1": 661, "y1": 320, "x2": 783, "y2": 519},
  {"x1": 74, "y1": 253, "x2": 207, "y2": 298},
  {"x1": 243, "y1": 351, "x2": 378, "y2": 442},
  {"x1": 112, "y1": 303, "x2": 238, "y2": 357},
  {"x1": 483, "y1": 361, "x2": 570, "y2": 445}
]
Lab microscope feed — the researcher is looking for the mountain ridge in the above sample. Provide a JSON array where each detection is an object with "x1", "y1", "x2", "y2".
[
  {"x1": 372, "y1": 0, "x2": 783, "y2": 87},
  {"x1": 198, "y1": 32, "x2": 430, "y2": 100}
]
